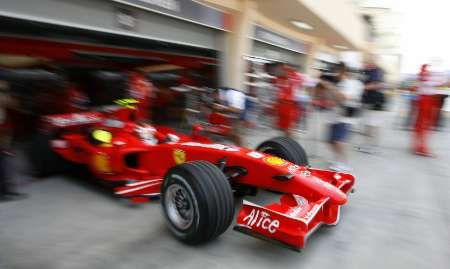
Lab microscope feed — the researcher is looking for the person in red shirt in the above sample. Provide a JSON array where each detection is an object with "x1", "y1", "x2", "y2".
[
  {"x1": 65, "y1": 83, "x2": 89, "y2": 113},
  {"x1": 413, "y1": 64, "x2": 441, "y2": 156},
  {"x1": 274, "y1": 64, "x2": 302, "y2": 137},
  {"x1": 127, "y1": 71, "x2": 153, "y2": 122}
]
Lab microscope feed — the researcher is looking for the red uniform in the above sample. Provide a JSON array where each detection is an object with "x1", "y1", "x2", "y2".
[
  {"x1": 65, "y1": 85, "x2": 89, "y2": 113},
  {"x1": 128, "y1": 72, "x2": 153, "y2": 122},
  {"x1": 413, "y1": 64, "x2": 440, "y2": 156},
  {"x1": 275, "y1": 68, "x2": 301, "y2": 131}
]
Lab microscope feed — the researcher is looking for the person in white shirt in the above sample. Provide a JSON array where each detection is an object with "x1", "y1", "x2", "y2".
[
  {"x1": 218, "y1": 88, "x2": 246, "y2": 112},
  {"x1": 320, "y1": 63, "x2": 363, "y2": 172},
  {"x1": 211, "y1": 87, "x2": 246, "y2": 146}
]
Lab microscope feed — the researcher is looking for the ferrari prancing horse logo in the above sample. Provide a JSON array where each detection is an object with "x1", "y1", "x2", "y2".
[
  {"x1": 173, "y1": 149, "x2": 186, "y2": 164},
  {"x1": 92, "y1": 153, "x2": 112, "y2": 174}
]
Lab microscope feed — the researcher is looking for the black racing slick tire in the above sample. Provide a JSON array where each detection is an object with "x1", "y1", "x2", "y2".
[
  {"x1": 161, "y1": 161, "x2": 234, "y2": 245},
  {"x1": 26, "y1": 132, "x2": 70, "y2": 177},
  {"x1": 256, "y1": 136, "x2": 309, "y2": 166}
]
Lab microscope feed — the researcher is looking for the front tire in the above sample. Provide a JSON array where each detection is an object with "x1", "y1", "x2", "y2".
[
  {"x1": 256, "y1": 136, "x2": 309, "y2": 166},
  {"x1": 161, "y1": 161, "x2": 234, "y2": 245}
]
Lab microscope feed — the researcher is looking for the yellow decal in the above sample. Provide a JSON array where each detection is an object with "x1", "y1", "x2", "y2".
[
  {"x1": 264, "y1": 156, "x2": 286, "y2": 166},
  {"x1": 173, "y1": 149, "x2": 186, "y2": 164},
  {"x1": 92, "y1": 153, "x2": 112, "y2": 173}
]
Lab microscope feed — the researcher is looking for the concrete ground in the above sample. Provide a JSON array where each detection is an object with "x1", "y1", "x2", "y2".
[{"x1": 1, "y1": 109, "x2": 449, "y2": 269}]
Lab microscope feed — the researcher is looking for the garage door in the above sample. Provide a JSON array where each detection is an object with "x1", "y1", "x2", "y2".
[
  {"x1": 0, "y1": 0, "x2": 223, "y2": 50},
  {"x1": 251, "y1": 41, "x2": 305, "y2": 66}
]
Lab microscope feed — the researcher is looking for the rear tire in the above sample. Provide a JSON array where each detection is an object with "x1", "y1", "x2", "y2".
[
  {"x1": 161, "y1": 161, "x2": 234, "y2": 245},
  {"x1": 26, "y1": 132, "x2": 71, "y2": 177},
  {"x1": 256, "y1": 136, "x2": 309, "y2": 166}
]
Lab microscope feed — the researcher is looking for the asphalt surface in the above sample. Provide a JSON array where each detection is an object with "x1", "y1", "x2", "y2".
[{"x1": 1, "y1": 109, "x2": 449, "y2": 269}]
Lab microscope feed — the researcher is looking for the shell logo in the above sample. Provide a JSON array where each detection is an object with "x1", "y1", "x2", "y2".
[
  {"x1": 263, "y1": 156, "x2": 287, "y2": 166},
  {"x1": 173, "y1": 149, "x2": 186, "y2": 164}
]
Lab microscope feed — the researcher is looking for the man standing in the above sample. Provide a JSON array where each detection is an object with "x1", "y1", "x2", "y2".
[
  {"x1": 359, "y1": 57, "x2": 385, "y2": 153},
  {"x1": 413, "y1": 64, "x2": 441, "y2": 156},
  {"x1": 320, "y1": 63, "x2": 363, "y2": 172},
  {"x1": 214, "y1": 87, "x2": 246, "y2": 146},
  {"x1": 274, "y1": 64, "x2": 302, "y2": 137},
  {"x1": 0, "y1": 80, "x2": 26, "y2": 202},
  {"x1": 127, "y1": 71, "x2": 153, "y2": 122}
]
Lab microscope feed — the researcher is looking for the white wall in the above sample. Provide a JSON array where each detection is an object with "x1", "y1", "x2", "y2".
[
  {"x1": 340, "y1": 51, "x2": 363, "y2": 69},
  {"x1": 301, "y1": 0, "x2": 365, "y2": 49}
]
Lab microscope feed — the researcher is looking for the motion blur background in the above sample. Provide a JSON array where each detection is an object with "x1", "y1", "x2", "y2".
[{"x1": 0, "y1": 1, "x2": 449, "y2": 269}]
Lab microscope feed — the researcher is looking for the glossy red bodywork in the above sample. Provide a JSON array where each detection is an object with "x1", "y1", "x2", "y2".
[{"x1": 45, "y1": 107, "x2": 355, "y2": 250}]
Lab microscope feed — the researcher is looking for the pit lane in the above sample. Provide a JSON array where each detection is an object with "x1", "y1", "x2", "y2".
[{"x1": 1, "y1": 110, "x2": 449, "y2": 269}]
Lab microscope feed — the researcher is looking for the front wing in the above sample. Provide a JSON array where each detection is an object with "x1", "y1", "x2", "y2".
[{"x1": 234, "y1": 173, "x2": 354, "y2": 250}]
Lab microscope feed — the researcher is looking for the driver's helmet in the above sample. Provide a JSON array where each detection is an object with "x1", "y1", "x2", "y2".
[
  {"x1": 136, "y1": 124, "x2": 157, "y2": 145},
  {"x1": 91, "y1": 129, "x2": 113, "y2": 145}
]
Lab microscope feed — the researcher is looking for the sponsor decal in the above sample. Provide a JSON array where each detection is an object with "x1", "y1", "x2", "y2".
[
  {"x1": 247, "y1": 151, "x2": 264, "y2": 159},
  {"x1": 300, "y1": 204, "x2": 320, "y2": 223},
  {"x1": 287, "y1": 164, "x2": 300, "y2": 174},
  {"x1": 116, "y1": 182, "x2": 161, "y2": 195},
  {"x1": 181, "y1": 142, "x2": 239, "y2": 152},
  {"x1": 104, "y1": 119, "x2": 125, "y2": 128},
  {"x1": 300, "y1": 170, "x2": 311, "y2": 177},
  {"x1": 51, "y1": 140, "x2": 68, "y2": 148},
  {"x1": 173, "y1": 149, "x2": 186, "y2": 164},
  {"x1": 263, "y1": 156, "x2": 287, "y2": 166},
  {"x1": 49, "y1": 113, "x2": 101, "y2": 127},
  {"x1": 243, "y1": 209, "x2": 280, "y2": 234}
]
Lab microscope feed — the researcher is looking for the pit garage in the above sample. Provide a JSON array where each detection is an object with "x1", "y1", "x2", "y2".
[
  {"x1": 0, "y1": 0, "x2": 233, "y2": 133},
  {"x1": 249, "y1": 25, "x2": 308, "y2": 68}
]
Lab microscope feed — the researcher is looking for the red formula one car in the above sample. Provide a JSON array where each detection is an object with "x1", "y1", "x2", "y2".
[{"x1": 37, "y1": 104, "x2": 355, "y2": 250}]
